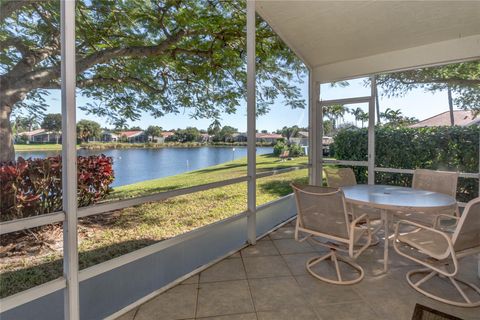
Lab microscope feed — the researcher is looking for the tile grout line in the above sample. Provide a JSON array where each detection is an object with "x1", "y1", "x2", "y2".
[
  {"x1": 240, "y1": 249, "x2": 260, "y2": 320},
  {"x1": 273, "y1": 235, "x2": 325, "y2": 320},
  {"x1": 193, "y1": 274, "x2": 200, "y2": 319},
  {"x1": 131, "y1": 306, "x2": 139, "y2": 320},
  {"x1": 275, "y1": 220, "x2": 360, "y2": 320}
]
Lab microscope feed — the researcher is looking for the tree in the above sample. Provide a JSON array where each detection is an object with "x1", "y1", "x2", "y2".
[
  {"x1": 350, "y1": 107, "x2": 363, "y2": 127},
  {"x1": 380, "y1": 108, "x2": 418, "y2": 127},
  {"x1": 217, "y1": 125, "x2": 237, "y2": 142},
  {"x1": 12, "y1": 115, "x2": 40, "y2": 133},
  {"x1": 323, "y1": 120, "x2": 334, "y2": 136},
  {"x1": 0, "y1": 0, "x2": 305, "y2": 161},
  {"x1": 77, "y1": 119, "x2": 101, "y2": 143},
  {"x1": 208, "y1": 119, "x2": 222, "y2": 136},
  {"x1": 323, "y1": 104, "x2": 349, "y2": 130},
  {"x1": 358, "y1": 111, "x2": 369, "y2": 128},
  {"x1": 173, "y1": 127, "x2": 200, "y2": 142},
  {"x1": 376, "y1": 61, "x2": 480, "y2": 122},
  {"x1": 145, "y1": 125, "x2": 162, "y2": 142},
  {"x1": 41, "y1": 113, "x2": 62, "y2": 144},
  {"x1": 280, "y1": 125, "x2": 299, "y2": 141}
]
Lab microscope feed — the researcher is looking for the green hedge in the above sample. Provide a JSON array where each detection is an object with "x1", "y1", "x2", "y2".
[{"x1": 332, "y1": 126, "x2": 479, "y2": 202}]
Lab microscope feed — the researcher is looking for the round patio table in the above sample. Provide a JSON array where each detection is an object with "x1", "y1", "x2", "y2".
[{"x1": 341, "y1": 184, "x2": 457, "y2": 273}]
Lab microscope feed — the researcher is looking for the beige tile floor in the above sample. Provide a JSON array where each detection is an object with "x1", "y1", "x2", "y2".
[{"x1": 116, "y1": 220, "x2": 480, "y2": 320}]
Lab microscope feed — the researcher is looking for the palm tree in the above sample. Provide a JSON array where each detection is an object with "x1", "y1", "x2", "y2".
[
  {"x1": 359, "y1": 111, "x2": 369, "y2": 128},
  {"x1": 324, "y1": 104, "x2": 349, "y2": 130},
  {"x1": 380, "y1": 108, "x2": 402, "y2": 124},
  {"x1": 351, "y1": 107, "x2": 364, "y2": 127}
]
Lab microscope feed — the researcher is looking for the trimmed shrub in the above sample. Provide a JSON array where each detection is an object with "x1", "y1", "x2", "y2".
[
  {"x1": 273, "y1": 140, "x2": 288, "y2": 156},
  {"x1": 0, "y1": 155, "x2": 114, "y2": 221},
  {"x1": 331, "y1": 126, "x2": 479, "y2": 202},
  {"x1": 288, "y1": 144, "x2": 305, "y2": 157},
  {"x1": 273, "y1": 140, "x2": 305, "y2": 157}
]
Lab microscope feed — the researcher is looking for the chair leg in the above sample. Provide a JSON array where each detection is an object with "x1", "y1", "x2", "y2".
[
  {"x1": 406, "y1": 268, "x2": 480, "y2": 307},
  {"x1": 306, "y1": 250, "x2": 364, "y2": 285}
]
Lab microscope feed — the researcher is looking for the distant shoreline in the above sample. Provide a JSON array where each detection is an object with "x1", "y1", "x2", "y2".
[{"x1": 14, "y1": 141, "x2": 275, "y2": 152}]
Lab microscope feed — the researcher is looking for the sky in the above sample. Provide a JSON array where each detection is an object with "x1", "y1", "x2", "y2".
[{"x1": 37, "y1": 76, "x2": 454, "y2": 132}]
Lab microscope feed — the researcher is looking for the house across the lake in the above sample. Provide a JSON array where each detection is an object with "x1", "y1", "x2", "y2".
[
  {"x1": 409, "y1": 110, "x2": 480, "y2": 128},
  {"x1": 232, "y1": 132, "x2": 283, "y2": 144},
  {"x1": 16, "y1": 129, "x2": 58, "y2": 143},
  {"x1": 101, "y1": 130, "x2": 147, "y2": 143},
  {"x1": 255, "y1": 132, "x2": 283, "y2": 143},
  {"x1": 289, "y1": 131, "x2": 309, "y2": 146}
]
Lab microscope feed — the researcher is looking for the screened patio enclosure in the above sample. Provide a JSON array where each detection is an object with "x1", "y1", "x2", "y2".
[{"x1": 1, "y1": 1, "x2": 479, "y2": 319}]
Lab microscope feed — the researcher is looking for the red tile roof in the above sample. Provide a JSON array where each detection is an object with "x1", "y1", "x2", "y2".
[
  {"x1": 17, "y1": 129, "x2": 47, "y2": 136},
  {"x1": 410, "y1": 110, "x2": 479, "y2": 128},
  {"x1": 118, "y1": 130, "x2": 144, "y2": 138},
  {"x1": 161, "y1": 131, "x2": 175, "y2": 137},
  {"x1": 256, "y1": 133, "x2": 283, "y2": 139}
]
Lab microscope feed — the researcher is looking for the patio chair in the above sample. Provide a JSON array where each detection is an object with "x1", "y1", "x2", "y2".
[
  {"x1": 279, "y1": 150, "x2": 289, "y2": 161},
  {"x1": 324, "y1": 167, "x2": 357, "y2": 188},
  {"x1": 404, "y1": 169, "x2": 460, "y2": 225},
  {"x1": 393, "y1": 197, "x2": 480, "y2": 307},
  {"x1": 291, "y1": 183, "x2": 372, "y2": 285},
  {"x1": 324, "y1": 167, "x2": 382, "y2": 243}
]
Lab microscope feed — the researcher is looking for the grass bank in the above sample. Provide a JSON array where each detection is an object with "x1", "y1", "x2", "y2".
[
  {"x1": 14, "y1": 144, "x2": 68, "y2": 152},
  {"x1": 0, "y1": 154, "x2": 308, "y2": 297}
]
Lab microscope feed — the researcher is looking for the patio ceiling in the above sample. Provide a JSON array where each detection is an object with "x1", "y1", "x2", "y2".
[{"x1": 256, "y1": 0, "x2": 480, "y2": 82}]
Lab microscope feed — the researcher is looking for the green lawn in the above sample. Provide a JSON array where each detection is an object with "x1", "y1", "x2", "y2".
[
  {"x1": 0, "y1": 154, "x2": 308, "y2": 297},
  {"x1": 14, "y1": 144, "x2": 68, "y2": 151}
]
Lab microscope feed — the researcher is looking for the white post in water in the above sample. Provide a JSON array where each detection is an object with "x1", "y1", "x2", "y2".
[
  {"x1": 246, "y1": 0, "x2": 256, "y2": 244},
  {"x1": 61, "y1": 0, "x2": 79, "y2": 319}
]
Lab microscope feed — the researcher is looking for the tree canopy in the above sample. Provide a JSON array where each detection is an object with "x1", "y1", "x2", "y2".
[
  {"x1": 77, "y1": 119, "x2": 102, "y2": 142},
  {"x1": 0, "y1": 0, "x2": 305, "y2": 161},
  {"x1": 170, "y1": 126, "x2": 200, "y2": 142},
  {"x1": 145, "y1": 125, "x2": 163, "y2": 140},
  {"x1": 376, "y1": 61, "x2": 480, "y2": 114}
]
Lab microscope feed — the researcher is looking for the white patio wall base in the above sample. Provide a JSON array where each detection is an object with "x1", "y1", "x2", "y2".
[{"x1": 1, "y1": 195, "x2": 296, "y2": 320}]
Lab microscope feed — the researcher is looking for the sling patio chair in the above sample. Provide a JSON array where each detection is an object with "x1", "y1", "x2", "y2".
[
  {"x1": 324, "y1": 167, "x2": 382, "y2": 243},
  {"x1": 291, "y1": 183, "x2": 372, "y2": 285},
  {"x1": 324, "y1": 167, "x2": 357, "y2": 188},
  {"x1": 279, "y1": 150, "x2": 290, "y2": 161},
  {"x1": 393, "y1": 197, "x2": 480, "y2": 307},
  {"x1": 403, "y1": 169, "x2": 460, "y2": 226}
]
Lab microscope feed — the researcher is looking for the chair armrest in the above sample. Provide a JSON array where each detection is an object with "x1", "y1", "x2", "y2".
[
  {"x1": 349, "y1": 213, "x2": 371, "y2": 258},
  {"x1": 394, "y1": 219, "x2": 456, "y2": 262},
  {"x1": 433, "y1": 214, "x2": 460, "y2": 230},
  {"x1": 351, "y1": 213, "x2": 369, "y2": 226}
]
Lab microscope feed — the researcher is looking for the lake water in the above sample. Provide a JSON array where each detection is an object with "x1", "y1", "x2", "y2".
[{"x1": 16, "y1": 146, "x2": 273, "y2": 187}]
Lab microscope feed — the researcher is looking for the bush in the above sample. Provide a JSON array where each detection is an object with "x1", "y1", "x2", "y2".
[
  {"x1": 288, "y1": 144, "x2": 305, "y2": 157},
  {"x1": 273, "y1": 141, "x2": 305, "y2": 157},
  {"x1": 331, "y1": 126, "x2": 479, "y2": 202},
  {"x1": 0, "y1": 155, "x2": 114, "y2": 221},
  {"x1": 273, "y1": 141, "x2": 288, "y2": 156}
]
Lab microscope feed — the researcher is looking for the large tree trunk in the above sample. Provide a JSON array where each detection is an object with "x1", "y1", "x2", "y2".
[{"x1": 0, "y1": 103, "x2": 14, "y2": 162}]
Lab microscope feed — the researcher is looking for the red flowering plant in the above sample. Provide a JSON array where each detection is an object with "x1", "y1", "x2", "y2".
[{"x1": 0, "y1": 155, "x2": 114, "y2": 221}]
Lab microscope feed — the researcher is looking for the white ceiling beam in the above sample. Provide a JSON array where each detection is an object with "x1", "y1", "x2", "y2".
[{"x1": 312, "y1": 35, "x2": 480, "y2": 83}]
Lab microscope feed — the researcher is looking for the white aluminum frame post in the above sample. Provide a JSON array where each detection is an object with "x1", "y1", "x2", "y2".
[
  {"x1": 246, "y1": 0, "x2": 256, "y2": 244},
  {"x1": 61, "y1": 0, "x2": 79, "y2": 319},
  {"x1": 309, "y1": 71, "x2": 322, "y2": 186},
  {"x1": 368, "y1": 76, "x2": 376, "y2": 185},
  {"x1": 318, "y1": 77, "x2": 376, "y2": 185}
]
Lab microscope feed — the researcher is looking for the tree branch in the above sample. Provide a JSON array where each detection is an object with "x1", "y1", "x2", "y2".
[{"x1": 0, "y1": 0, "x2": 50, "y2": 24}]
